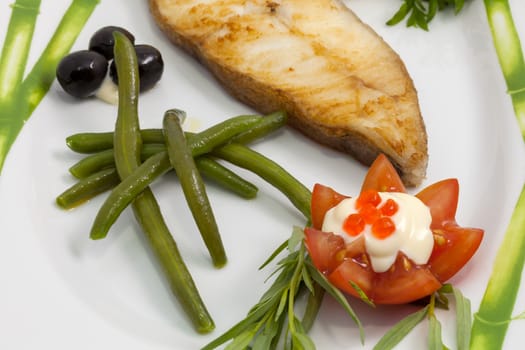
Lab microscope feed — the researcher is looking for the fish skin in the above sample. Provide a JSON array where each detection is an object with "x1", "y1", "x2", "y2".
[{"x1": 149, "y1": 0, "x2": 428, "y2": 186}]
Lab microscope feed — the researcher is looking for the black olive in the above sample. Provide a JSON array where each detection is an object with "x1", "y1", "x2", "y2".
[
  {"x1": 56, "y1": 50, "x2": 108, "y2": 98},
  {"x1": 110, "y1": 44, "x2": 164, "y2": 92},
  {"x1": 89, "y1": 26, "x2": 135, "y2": 60}
]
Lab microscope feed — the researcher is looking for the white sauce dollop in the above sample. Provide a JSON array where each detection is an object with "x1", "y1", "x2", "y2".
[
  {"x1": 95, "y1": 74, "x2": 119, "y2": 105},
  {"x1": 322, "y1": 192, "x2": 434, "y2": 273}
]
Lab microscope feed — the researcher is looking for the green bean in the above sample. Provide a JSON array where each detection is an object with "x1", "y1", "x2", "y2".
[
  {"x1": 111, "y1": 32, "x2": 214, "y2": 333},
  {"x1": 69, "y1": 148, "x2": 114, "y2": 178},
  {"x1": 66, "y1": 128, "x2": 164, "y2": 154},
  {"x1": 131, "y1": 189, "x2": 215, "y2": 333},
  {"x1": 212, "y1": 143, "x2": 312, "y2": 220},
  {"x1": 112, "y1": 32, "x2": 141, "y2": 178},
  {"x1": 196, "y1": 157, "x2": 258, "y2": 199},
  {"x1": 229, "y1": 110, "x2": 287, "y2": 144},
  {"x1": 185, "y1": 114, "x2": 263, "y2": 155},
  {"x1": 89, "y1": 114, "x2": 265, "y2": 240},
  {"x1": 69, "y1": 143, "x2": 165, "y2": 179},
  {"x1": 56, "y1": 167, "x2": 120, "y2": 209},
  {"x1": 164, "y1": 109, "x2": 226, "y2": 268}
]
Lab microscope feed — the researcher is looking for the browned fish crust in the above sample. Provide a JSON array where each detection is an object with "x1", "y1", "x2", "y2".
[{"x1": 148, "y1": 0, "x2": 428, "y2": 186}]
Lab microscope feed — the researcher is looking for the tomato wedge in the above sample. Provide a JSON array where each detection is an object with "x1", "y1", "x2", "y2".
[
  {"x1": 428, "y1": 225, "x2": 483, "y2": 282},
  {"x1": 304, "y1": 154, "x2": 484, "y2": 305},
  {"x1": 311, "y1": 183, "x2": 348, "y2": 230},
  {"x1": 304, "y1": 227, "x2": 345, "y2": 273},
  {"x1": 415, "y1": 179, "x2": 484, "y2": 282},
  {"x1": 361, "y1": 154, "x2": 406, "y2": 193},
  {"x1": 416, "y1": 178, "x2": 459, "y2": 228}
]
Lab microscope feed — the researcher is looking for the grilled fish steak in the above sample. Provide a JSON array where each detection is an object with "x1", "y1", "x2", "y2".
[{"x1": 148, "y1": 0, "x2": 428, "y2": 186}]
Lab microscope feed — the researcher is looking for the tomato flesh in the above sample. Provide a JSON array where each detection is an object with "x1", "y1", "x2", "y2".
[
  {"x1": 371, "y1": 256, "x2": 441, "y2": 304},
  {"x1": 361, "y1": 154, "x2": 406, "y2": 193},
  {"x1": 310, "y1": 183, "x2": 347, "y2": 230},
  {"x1": 428, "y1": 225, "x2": 483, "y2": 282},
  {"x1": 304, "y1": 227, "x2": 344, "y2": 273},
  {"x1": 416, "y1": 178, "x2": 459, "y2": 228},
  {"x1": 305, "y1": 154, "x2": 484, "y2": 304}
]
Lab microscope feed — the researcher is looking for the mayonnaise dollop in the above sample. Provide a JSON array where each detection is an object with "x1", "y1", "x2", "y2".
[{"x1": 322, "y1": 192, "x2": 434, "y2": 273}]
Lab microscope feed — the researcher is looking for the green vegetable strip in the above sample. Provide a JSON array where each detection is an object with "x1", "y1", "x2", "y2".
[
  {"x1": 228, "y1": 111, "x2": 287, "y2": 144},
  {"x1": 212, "y1": 143, "x2": 312, "y2": 220},
  {"x1": 112, "y1": 32, "x2": 141, "y2": 178},
  {"x1": 470, "y1": 1, "x2": 525, "y2": 349},
  {"x1": 131, "y1": 189, "x2": 215, "y2": 334},
  {"x1": 69, "y1": 144, "x2": 165, "y2": 179},
  {"x1": 163, "y1": 109, "x2": 226, "y2": 268},
  {"x1": 66, "y1": 128, "x2": 164, "y2": 154},
  {"x1": 111, "y1": 32, "x2": 214, "y2": 333},
  {"x1": 69, "y1": 148, "x2": 120, "y2": 178},
  {"x1": 56, "y1": 167, "x2": 120, "y2": 209},
  {"x1": 196, "y1": 157, "x2": 258, "y2": 199},
  {"x1": 0, "y1": 0, "x2": 99, "y2": 172},
  {"x1": 0, "y1": 0, "x2": 41, "y2": 104}
]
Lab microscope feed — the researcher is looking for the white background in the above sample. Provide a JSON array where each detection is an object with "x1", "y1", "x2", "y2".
[{"x1": 0, "y1": 0, "x2": 524, "y2": 349}]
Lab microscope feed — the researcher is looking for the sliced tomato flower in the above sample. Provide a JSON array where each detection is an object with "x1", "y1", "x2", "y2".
[{"x1": 305, "y1": 154, "x2": 484, "y2": 305}]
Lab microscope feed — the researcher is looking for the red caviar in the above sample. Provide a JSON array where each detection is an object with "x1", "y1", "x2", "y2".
[
  {"x1": 343, "y1": 213, "x2": 365, "y2": 236},
  {"x1": 343, "y1": 191, "x2": 399, "y2": 239},
  {"x1": 372, "y1": 217, "x2": 396, "y2": 239},
  {"x1": 356, "y1": 189, "x2": 381, "y2": 209},
  {"x1": 380, "y1": 198, "x2": 399, "y2": 216},
  {"x1": 359, "y1": 203, "x2": 381, "y2": 224}
]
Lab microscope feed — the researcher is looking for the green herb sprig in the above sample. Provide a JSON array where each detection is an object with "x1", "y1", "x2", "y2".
[
  {"x1": 373, "y1": 284, "x2": 471, "y2": 350},
  {"x1": 387, "y1": 0, "x2": 466, "y2": 30},
  {"x1": 202, "y1": 226, "x2": 364, "y2": 350}
]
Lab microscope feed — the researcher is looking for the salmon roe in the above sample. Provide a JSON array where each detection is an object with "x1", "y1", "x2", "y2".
[
  {"x1": 355, "y1": 189, "x2": 381, "y2": 209},
  {"x1": 371, "y1": 217, "x2": 396, "y2": 239},
  {"x1": 343, "y1": 190, "x2": 398, "y2": 239},
  {"x1": 343, "y1": 213, "x2": 365, "y2": 236},
  {"x1": 380, "y1": 198, "x2": 399, "y2": 216}
]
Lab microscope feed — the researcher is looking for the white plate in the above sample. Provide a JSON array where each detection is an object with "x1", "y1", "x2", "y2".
[{"x1": 1, "y1": 0, "x2": 524, "y2": 349}]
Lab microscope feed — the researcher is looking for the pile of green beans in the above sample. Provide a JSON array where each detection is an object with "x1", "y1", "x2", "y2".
[{"x1": 56, "y1": 33, "x2": 313, "y2": 335}]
